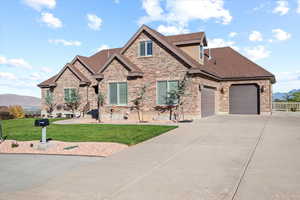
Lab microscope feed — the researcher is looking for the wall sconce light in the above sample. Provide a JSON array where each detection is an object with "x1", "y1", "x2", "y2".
[
  {"x1": 220, "y1": 87, "x2": 225, "y2": 94},
  {"x1": 261, "y1": 86, "x2": 265, "y2": 93}
]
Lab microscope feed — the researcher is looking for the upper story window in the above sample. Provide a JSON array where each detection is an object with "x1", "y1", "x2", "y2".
[
  {"x1": 109, "y1": 82, "x2": 128, "y2": 105},
  {"x1": 199, "y1": 45, "x2": 204, "y2": 60},
  {"x1": 64, "y1": 88, "x2": 76, "y2": 102},
  {"x1": 139, "y1": 40, "x2": 153, "y2": 57},
  {"x1": 157, "y1": 80, "x2": 179, "y2": 105}
]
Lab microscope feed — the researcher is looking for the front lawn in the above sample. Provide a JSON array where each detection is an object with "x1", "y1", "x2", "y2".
[{"x1": 1, "y1": 118, "x2": 177, "y2": 145}]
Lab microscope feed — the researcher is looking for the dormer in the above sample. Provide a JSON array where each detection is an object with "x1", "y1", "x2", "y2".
[{"x1": 166, "y1": 32, "x2": 207, "y2": 65}]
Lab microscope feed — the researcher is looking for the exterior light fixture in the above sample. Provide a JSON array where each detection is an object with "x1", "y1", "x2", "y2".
[{"x1": 261, "y1": 86, "x2": 265, "y2": 93}]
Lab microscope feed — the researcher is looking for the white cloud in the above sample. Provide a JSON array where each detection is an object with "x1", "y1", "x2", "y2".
[
  {"x1": 87, "y1": 14, "x2": 102, "y2": 31},
  {"x1": 113, "y1": 0, "x2": 120, "y2": 3},
  {"x1": 0, "y1": 72, "x2": 17, "y2": 80},
  {"x1": 273, "y1": 0, "x2": 289, "y2": 15},
  {"x1": 157, "y1": 24, "x2": 189, "y2": 35},
  {"x1": 23, "y1": 0, "x2": 56, "y2": 11},
  {"x1": 244, "y1": 45, "x2": 271, "y2": 61},
  {"x1": 272, "y1": 29, "x2": 291, "y2": 41},
  {"x1": 0, "y1": 55, "x2": 32, "y2": 69},
  {"x1": 29, "y1": 72, "x2": 43, "y2": 80},
  {"x1": 273, "y1": 71, "x2": 300, "y2": 92},
  {"x1": 40, "y1": 67, "x2": 52, "y2": 73},
  {"x1": 298, "y1": 0, "x2": 300, "y2": 13},
  {"x1": 40, "y1": 12, "x2": 62, "y2": 28},
  {"x1": 249, "y1": 31, "x2": 263, "y2": 42},
  {"x1": 96, "y1": 44, "x2": 109, "y2": 52},
  {"x1": 208, "y1": 38, "x2": 239, "y2": 50},
  {"x1": 229, "y1": 32, "x2": 237, "y2": 38},
  {"x1": 139, "y1": 0, "x2": 232, "y2": 31},
  {"x1": 49, "y1": 39, "x2": 81, "y2": 46}
]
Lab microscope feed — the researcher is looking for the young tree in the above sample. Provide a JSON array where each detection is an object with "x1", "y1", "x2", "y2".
[
  {"x1": 97, "y1": 91, "x2": 105, "y2": 122},
  {"x1": 131, "y1": 84, "x2": 148, "y2": 122},
  {"x1": 166, "y1": 74, "x2": 190, "y2": 121},
  {"x1": 64, "y1": 89, "x2": 81, "y2": 118},
  {"x1": 45, "y1": 91, "x2": 56, "y2": 117}
]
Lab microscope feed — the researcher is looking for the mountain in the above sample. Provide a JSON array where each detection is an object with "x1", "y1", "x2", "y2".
[
  {"x1": 273, "y1": 89, "x2": 300, "y2": 100},
  {"x1": 0, "y1": 94, "x2": 41, "y2": 109}
]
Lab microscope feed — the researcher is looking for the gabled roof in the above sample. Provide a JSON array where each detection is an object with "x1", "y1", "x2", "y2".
[
  {"x1": 54, "y1": 63, "x2": 90, "y2": 84},
  {"x1": 165, "y1": 32, "x2": 207, "y2": 46},
  {"x1": 77, "y1": 48, "x2": 122, "y2": 73},
  {"x1": 39, "y1": 25, "x2": 275, "y2": 87},
  {"x1": 201, "y1": 47, "x2": 275, "y2": 82},
  {"x1": 37, "y1": 75, "x2": 57, "y2": 87},
  {"x1": 98, "y1": 53, "x2": 143, "y2": 76}
]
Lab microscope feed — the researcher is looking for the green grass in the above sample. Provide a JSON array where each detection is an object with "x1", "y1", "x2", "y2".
[{"x1": 1, "y1": 118, "x2": 177, "y2": 145}]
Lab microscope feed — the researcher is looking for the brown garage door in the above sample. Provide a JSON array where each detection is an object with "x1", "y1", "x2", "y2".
[
  {"x1": 201, "y1": 87, "x2": 215, "y2": 117},
  {"x1": 229, "y1": 84, "x2": 259, "y2": 114}
]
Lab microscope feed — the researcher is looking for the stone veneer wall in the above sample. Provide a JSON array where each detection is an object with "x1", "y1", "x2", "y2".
[
  {"x1": 40, "y1": 31, "x2": 273, "y2": 119},
  {"x1": 98, "y1": 32, "x2": 210, "y2": 120},
  {"x1": 41, "y1": 68, "x2": 90, "y2": 117}
]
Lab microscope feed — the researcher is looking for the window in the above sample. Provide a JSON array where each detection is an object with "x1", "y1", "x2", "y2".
[
  {"x1": 157, "y1": 80, "x2": 179, "y2": 105},
  {"x1": 46, "y1": 90, "x2": 53, "y2": 98},
  {"x1": 109, "y1": 82, "x2": 128, "y2": 105},
  {"x1": 139, "y1": 40, "x2": 153, "y2": 56},
  {"x1": 64, "y1": 88, "x2": 76, "y2": 102},
  {"x1": 199, "y1": 45, "x2": 204, "y2": 59}
]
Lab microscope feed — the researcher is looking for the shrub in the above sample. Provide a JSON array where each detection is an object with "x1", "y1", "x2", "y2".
[{"x1": 8, "y1": 105, "x2": 25, "y2": 119}]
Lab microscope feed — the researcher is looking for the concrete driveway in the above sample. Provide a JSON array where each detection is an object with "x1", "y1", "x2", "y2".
[{"x1": 1, "y1": 113, "x2": 300, "y2": 200}]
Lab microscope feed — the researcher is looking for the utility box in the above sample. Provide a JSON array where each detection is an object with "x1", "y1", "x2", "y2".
[{"x1": 34, "y1": 119, "x2": 49, "y2": 127}]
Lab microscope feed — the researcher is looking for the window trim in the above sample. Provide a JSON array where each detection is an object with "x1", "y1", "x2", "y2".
[
  {"x1": 108, "y1": 82, "x2": 128, "y2": 106},
  {"x1": 139, "y1": 40, "x2": 153, "y2": 57},
  {"x1": 64, "y1": 87, "x2": 76, "y2": 102},
  {"x1": 156, "y1": 80, "x2": 179, "y2": 105},
  {"x1": 199, "y1": 44, "x2": 204, "y2": 60}
]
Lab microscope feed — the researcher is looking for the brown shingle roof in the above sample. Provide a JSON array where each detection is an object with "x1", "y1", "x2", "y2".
[
  {"x1": 37, "y1": 75, "x2": 57, "y2": 87},
  {"x1": 165, "y1": 32, "x2": 205, "y2": 45},
  {"x1": 39, "y1": 25, "x2": 275, "y2": 87},
  {"x1": 78, "y1": 48, "x2": 122, "y2": 73},
  {"x1": 202, "y1": 47, "x2": 275, "y2": 79}
]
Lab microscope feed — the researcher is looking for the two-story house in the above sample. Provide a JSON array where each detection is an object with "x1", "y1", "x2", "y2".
[{"x1": 38, "y1": 25, "x2": 275, "y2": 120}]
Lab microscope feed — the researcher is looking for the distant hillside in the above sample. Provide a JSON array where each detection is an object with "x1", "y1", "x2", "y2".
[
  {"x1": 0, "y1": 94, "x2": 41, "y2": 108},
  {"x1": 273, "y1": 89, "x2": 300, "y2": 100}
]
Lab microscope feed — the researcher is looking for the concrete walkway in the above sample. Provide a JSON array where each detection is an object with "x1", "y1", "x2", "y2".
[{"x1": 1, "y1": 113, "x2": 300, "y2": 200}]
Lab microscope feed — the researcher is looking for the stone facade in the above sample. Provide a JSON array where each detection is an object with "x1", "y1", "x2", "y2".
[{"x1": 40, "y1": 31, "x2": 273, "y2": 119}]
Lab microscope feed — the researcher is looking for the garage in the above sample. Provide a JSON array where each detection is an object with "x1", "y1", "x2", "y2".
[
  {"x1": 201, "y1": 86, "x2": 216, "y2": 117},
  {"x1": 229, "y1": 84, "x2": 259, "y2": 114}
]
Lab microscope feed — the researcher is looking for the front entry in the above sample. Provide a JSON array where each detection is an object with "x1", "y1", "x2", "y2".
[
  {"x1": 229, "y1": 84, "x2": 259, "y2": 114},
  {"x1": 201, "y1": 87, "x2": 216, "y2": 117}
]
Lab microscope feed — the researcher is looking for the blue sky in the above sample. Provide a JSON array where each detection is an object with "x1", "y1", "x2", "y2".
[{"x1": 0, "y1": 0, "x2": 299, "y2": 97}]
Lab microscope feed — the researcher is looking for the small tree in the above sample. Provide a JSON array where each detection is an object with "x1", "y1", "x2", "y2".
[
  {"x1": 97, "y1": 91, "x2": 105, "y2": 122},
  {"x1": 64, "y1": 89, "x2": 81, "y2": 118},
  {"x1": 45, "y1": 91, "x2": 56, "y2": 117},
  {"x1": 131, "y1": 84, "x2": 148, "y2": 122},
  {"x1": 166, "y1": 74, "x2": 190, "y2": 121},
  {"x1": 9, "y1": 105, "x2": 25, "y2": 119}
]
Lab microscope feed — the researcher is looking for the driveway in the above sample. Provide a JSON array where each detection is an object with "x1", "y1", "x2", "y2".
[{"x1": 1, "y1": 113, "x2": 300, "y2": 200}]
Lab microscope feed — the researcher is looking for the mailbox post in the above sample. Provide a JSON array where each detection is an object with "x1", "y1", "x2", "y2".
[{"x1": 34, "y1": 119, "x2": 49, "y2": 145}]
